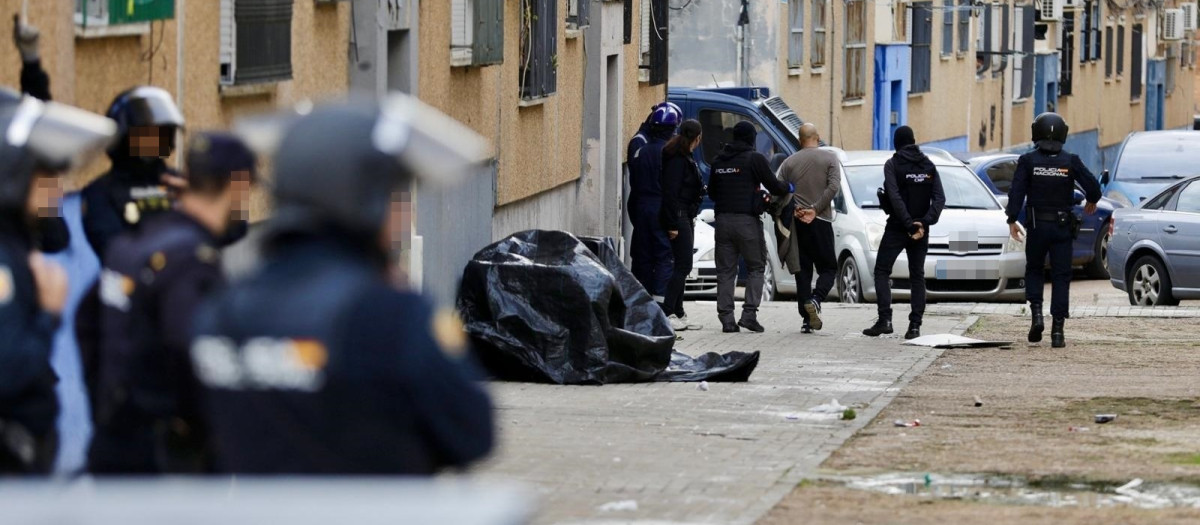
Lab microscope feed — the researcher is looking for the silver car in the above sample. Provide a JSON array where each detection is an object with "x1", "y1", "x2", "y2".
[
  {"x1": 1108, "y1": 176, "x2": 1200, "y2": 306},
  {"x1": 687, "y1": 148, "x2": 1027, "y2": 302}
]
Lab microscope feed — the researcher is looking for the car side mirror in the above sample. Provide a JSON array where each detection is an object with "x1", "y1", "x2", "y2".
[
  {"x1": 1101, "y1": 170, "x2": 1110, "y2": 186},
  {"x1": 698, "y1": 209, "x2": 716, "y2": 224},
  {"x1": 1073, "y1": 189, "x2": 1086, "y2": 205},
  {"x1": 997, "y1": 195, "x2": 1009, "y2": 208}
]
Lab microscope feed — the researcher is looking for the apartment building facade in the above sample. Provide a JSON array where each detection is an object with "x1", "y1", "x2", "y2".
[
  {"x1": 670, "y1": 0, "x2": 1197, "y2": 172},
  {"x1": 352, "y1": 0, "x2": 668, "y2": 304}
]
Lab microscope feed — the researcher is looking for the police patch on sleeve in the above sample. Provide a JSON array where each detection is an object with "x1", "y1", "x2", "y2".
[
  {"x1": 432, "y1": 309, "x2": 468, "y2": 357},
  {"x1": 0, "y1": 266, "x2": 12, "y2": 305}
]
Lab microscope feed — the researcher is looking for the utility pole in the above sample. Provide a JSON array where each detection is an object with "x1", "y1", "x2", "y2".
[{"x1": 738, "y1": 0, "x2": 750, "y2": 85}]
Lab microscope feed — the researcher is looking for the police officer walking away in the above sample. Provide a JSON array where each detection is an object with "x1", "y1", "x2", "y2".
[
  {"x1": 776, "y1": 124, "x2": 841, "y2": 333},
  {"x1": 0, "y1": 93, "x2": 116, "y2": 473},
  {"x1": 82, "y1": 133, "x2": 256, "y2": 474},
  {"x1": 627, "y1": 103, "x2": 680, "y2": 306},
  {"x1": 188, "y1": 95, "x2": 494, "y2": 474},
  {"x1": 1006, "y1": 113, "x2": 1101, "y2": 348},
  {"x1": 80, "y1": 87, "x2": 186, "y2": 259},
  {"x1": 709, "y1": 121, "x2": 792, "y2": 333},
  {"x1": 863, "y1": 126, "x2": 945, "y2": 339}
]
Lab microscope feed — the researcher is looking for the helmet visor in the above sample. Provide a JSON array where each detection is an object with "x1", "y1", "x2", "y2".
[
  {"x1": 124, "y1": 86, "x2": 186, "y2": 129},
  {"x1": 6, "y1": 97, "x2": 118, "y2": 173}
]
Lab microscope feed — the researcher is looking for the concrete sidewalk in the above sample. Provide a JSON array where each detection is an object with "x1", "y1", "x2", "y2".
[{"x1": 474, "y1": 302, "x2": 974, "y2": 525}]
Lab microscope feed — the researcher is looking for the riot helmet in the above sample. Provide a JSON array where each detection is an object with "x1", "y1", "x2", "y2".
[
  {"x1": 104, "y1": 86, "x2": 185, "y2": 159},
  {"x1": 1031, "y1": 112, "x2": 1069, "y2": 145}
]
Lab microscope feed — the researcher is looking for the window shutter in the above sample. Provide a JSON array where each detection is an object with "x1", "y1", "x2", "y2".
[
  {"x1": 1105, "y1": 25, "x2": 1113, "y2": 77},
  {"x1": 641, "y1": 0, "x2": 651, "y2": 57},
  {"x1": 1020, "y1": 6, "x2": 1034, "y2": 99},
  {"x1": 520, "y1": 0, "x2": 557, "y2": 99},
  {"x1": 219, "y1": 0, "x2": 236, "y2": 84},
  {"x1": 473, "y1": 0, "x2": 504, "y2": 65},
  {"x1": 624, "y1": 0, "x2": 632, "y2": 44},
  {"x1": 648, "y1": 0, "x2": 669, "y2": 85},
  {"x1": 233, "y1": 0, "x2": 293, "y2": 85},
  {"x1": 996, "y1": 5, "x2": 1009, "y2": 77},
  {"x1": 1117, "y1": 24, "x2": 1125, "y2": 76},
  {"x1": 1131, "y1": 23, "x2": 1143, "y2": 99},
  {"x1": 1060, "y1": 13, "x2": 1074, "y2": 95},
  {"x1": 568, "y1": 0, "x2": 590, "y2": 28},
  {"x1": 451, "y1": 0, "x2": 472, "y2": 64},
  {"x1": 910, "y1": 2, "x2": 932, "y2": 93},
  {"x1": 942, "y1": 0, "x2": 954, "y2": 56},
  {"x1": 957, "y1": 0, "x2": 969, "y2": 52},
  {"x1": 789, "y1": 0, "x2": 804, "y2": 68}
]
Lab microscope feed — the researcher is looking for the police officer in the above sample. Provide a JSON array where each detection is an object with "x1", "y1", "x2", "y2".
[
  {"x1": 708, "y1": 121, "x2": 792, "y2": 333},
  {"x1": 627, "y1": 103, "x2": 680, "y2": 306},
  {"x1": 1006, "y1": 113, "x2": 1101, "y2": 348},
  {"x1": 0, "y1": 94, "x2": 116, "y2": 474},
  {"x1": 82, "y1": 132, "x2": 256, "y2": 474},
  {"x1": 863, "y1": 126, "x2": 945, "y2": 340},
  {"x1": 80, "y1": 86, "x2": 186, "y2": 259},
  {"x1": 188, "y1": 95, "x2": 494, "y2": 474}
]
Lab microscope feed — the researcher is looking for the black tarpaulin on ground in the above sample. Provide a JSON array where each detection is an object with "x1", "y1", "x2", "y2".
[{"x1": 457, "y1": 230, "x2": 760, "y2": 385}]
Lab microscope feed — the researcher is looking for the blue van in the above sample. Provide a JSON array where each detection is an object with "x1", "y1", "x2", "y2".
[{"x1": 1102, "y1": 130, "x2": 1200, "y2": 207}]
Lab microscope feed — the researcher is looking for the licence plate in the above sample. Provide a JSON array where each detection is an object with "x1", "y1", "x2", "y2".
[{"x1": 935, "y1": 259, "x2": 1000, "y2": 280}]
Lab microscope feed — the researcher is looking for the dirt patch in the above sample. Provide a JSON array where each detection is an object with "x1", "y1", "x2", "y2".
[{"x1": 760, "y1": 316, "x2": 1200, "y2": 524}]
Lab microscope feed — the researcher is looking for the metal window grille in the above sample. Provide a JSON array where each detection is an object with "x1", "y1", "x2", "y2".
[
  {"x1": 519, "y1": 0, "x2": 557, "y2": 100},
  {"x1": 789, "y1": 0, "x2": 805, "y2": 68},
  {"x1": 221, "y1": 0, "x2": 293, "y2": 86},
  {"x1": 844, "y1": 0, "x2": 867, "y2": 99},
  {"x1": 812, "y1": 0, "x2": 827, "y2": 67},
  {"x1": 911, "y1": 2, "x2": 933, "y2": 93}
]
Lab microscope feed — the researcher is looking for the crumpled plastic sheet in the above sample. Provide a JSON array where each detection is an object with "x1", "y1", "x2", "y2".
[{"x1": 457, "y1": 230, "x2": 760, "y2": 385}]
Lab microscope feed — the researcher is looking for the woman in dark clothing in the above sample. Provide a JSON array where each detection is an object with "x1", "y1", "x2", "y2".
[{"x1": 659, "y1": 119, "x2": 705, "y2": 330}]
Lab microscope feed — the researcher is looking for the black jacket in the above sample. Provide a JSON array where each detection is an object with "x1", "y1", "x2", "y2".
[
  {"x1": 80, "y1": 211, "x2": 223, "y2": 474},
  {"x1": 80, "y1": 157, "x2": 176, "y2": 259},
  {"x1": 882, "y1": 146, "x2": 946, "y2": 233},
  {"x1": 189, "y1": 235, "x2": 494, "y2": 474},
  {"x1": 1006, "y1": 146, "x2": 1101, "y2": 224},
  {"x1": 660, "y1": 151, "x2": 706, "y2": 230},
  {"x1": 708, "y1": 142, "x2": 791, "y2": 216}
]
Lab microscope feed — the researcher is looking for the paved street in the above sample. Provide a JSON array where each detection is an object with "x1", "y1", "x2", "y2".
[{"x1": 475, "y1": 303, "x2": 974, "y2": 525}]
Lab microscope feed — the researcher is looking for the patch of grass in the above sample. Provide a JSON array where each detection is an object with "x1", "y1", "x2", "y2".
[
  {"x1": 842, "y1": 408, "x2": 857, "y2": 420},
  {"x1": 964, "y1": 317, "x2": 987, "y2": 336},
  {"x1": 1167, "y1": 453, "x2": 1200, "y2": 466}
]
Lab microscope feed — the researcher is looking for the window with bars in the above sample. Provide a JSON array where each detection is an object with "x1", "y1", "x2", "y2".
[
  {"x1": 1060, "y1": 13, "x2": 1075, "y2": 96},
  {"x1": 789, "y1": 0, "x2": 805, "y2": 68},
  {"x1": 958, "y1": 0, "x2": 969, "y2": 53},
  {"x1": 844, "y1": 0, "x2": 868, "y2": 99},
  {"x1": 519, "y1": 0, "x2": 557, "y2": 100},
  {"x1": 1131, "y1": 23, "x2": 1142, "y2": 100},
  {"x1": 812, "y1": 0, "x2": 827, "y2": 67},
  {"x1": 1014, "y1": 5, "x2": 1034, "y2": 100},
  {"x1": 451, "y1": 0, "x2": 504, "y2": 67},
  {"x1": 1116, "y1": 23, "x2": 1125, "y2": 77},
  {"x1": 220, "y1": 0, "x2": 293, "y2": 86},
  {"x1": 1104, "y1": 25, "x2": 1113, "y2": 78},
  {"x1": 911, "y1": 2, "x2": 933, "y2": 93},
  {"x1": 639, "y1": 0, "x2": 668, "y2": 85},
  {"x1": 942, "y1": 0, "x2": 954, "y2": 56},
  {"x1": 1082, "y1": 0, "x2": 1100, "y2": 62}
]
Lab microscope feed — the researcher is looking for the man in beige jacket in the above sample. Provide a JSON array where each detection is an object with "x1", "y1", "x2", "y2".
[{"x1": 775, "y1": 124, "x2": 841, "y2": 333}]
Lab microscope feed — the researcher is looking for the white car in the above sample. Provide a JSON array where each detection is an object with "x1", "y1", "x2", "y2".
[{"x1": 686, "y1": 148, "x2": 1027, "y2": 303}]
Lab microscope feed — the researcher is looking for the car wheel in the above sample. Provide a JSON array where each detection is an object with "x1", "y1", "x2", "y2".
[
  {"x1": 838, "y1": 256, "x2": 862, "y2": 304},
  {"x1": 1127, "y1": 255, "x2": 1179, "y2": 306},
  {"x1": 1085, "y1": 221, "x2": 1111, "y2": 279},
  {"x1": 762, "y1": 260, "x2": 777, "y2": 302}
]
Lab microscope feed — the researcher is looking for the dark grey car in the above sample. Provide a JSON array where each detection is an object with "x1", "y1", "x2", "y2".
[{"x1": 1108, "y1": 176, "x2": 1200, "y2": 306}]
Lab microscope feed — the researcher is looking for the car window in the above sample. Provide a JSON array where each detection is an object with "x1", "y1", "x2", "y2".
[
  {"x1": 1115, "y1": 134, "x2": 1200, "y2": 181},
  {"x1": 834, "y1": 191, "x2": 847, "y2": 214},
  {"x1": 844, "y1": 164, "x2": 1000, "y2": 210},
  {"x1": 1174, "y1": 181, "x2": 1200, "y2": 213},
  {"x1": 985, "y1": 160, "x2": 1017, "y2": 193},
  {"x1": 697, "y1": 109, "x2": 780, "y2": 166},
  {"x1": 1142, "y1": 185, "x2": 1180, "y2": 210}
]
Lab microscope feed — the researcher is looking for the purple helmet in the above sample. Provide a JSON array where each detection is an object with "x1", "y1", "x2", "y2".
[{"x1": 649, "y1": 102, "x2": 682, "y2": 127}]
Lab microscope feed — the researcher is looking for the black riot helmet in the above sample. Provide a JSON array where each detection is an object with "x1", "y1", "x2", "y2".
[
  {"x1": 262, "y1": 93, "x2": 489, "y2": 249},
  {"x1": 1032, "y1": 112, "x2": 1069, "y2": 144},
  {"x1": 104, "y1": 85, "x2": 185, "y2": 159},
  {"x1": 0, "y1": 95, "x2": 117, "y2": 217}
]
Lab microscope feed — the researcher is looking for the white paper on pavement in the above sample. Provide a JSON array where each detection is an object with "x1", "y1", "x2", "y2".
[{"x1": 901, "y1": 334, "x2": 1013, "y2": 348}]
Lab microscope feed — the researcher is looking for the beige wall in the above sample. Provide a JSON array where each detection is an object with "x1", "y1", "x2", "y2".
[
  {"x1": 908, "y1": 4, "x2": 977, "y2": 146},
  {"x1": 2, "y1": 0, "x2": 349, "y2": 195},
  {"x1": 622, "y1": 1, "x2": 668, "y2": 162},
  {"x1": 420, "y1": 0, "x2": 664, "y2": 207}
]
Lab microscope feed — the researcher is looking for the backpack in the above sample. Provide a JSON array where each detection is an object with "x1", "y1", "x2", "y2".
[{"x1": 876, "y1": 187, "x2": 894, "y2": 215}]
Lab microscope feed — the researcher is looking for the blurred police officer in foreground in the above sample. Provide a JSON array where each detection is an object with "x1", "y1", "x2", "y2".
[
  {"x1": 188, "y1": 95, "x2": 495, "y2": 474},
  {"x1": 627, "y1": 102, "x2": 680, "y2": 306},
  {"x1": 82, "y1": 133, "x2": 255, "y2": 474},
  {"x1": 1006, "y1": 113, "x2": 1100, "y2": 348},
  {"x1": 80, "y1": 86, "x2": 186, "y2": 259},
  {"x1": 863, "y1": 126, "x2": 945, "y2": 340},
  {"x1": 0, "y1": 92, "x2": 116, "y2": 473},
  {"x1": 708, "y1": 121, "x2": 792, "y2": 333}
]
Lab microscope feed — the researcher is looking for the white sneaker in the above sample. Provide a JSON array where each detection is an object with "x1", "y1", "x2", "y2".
[
  {"x1": 678, "y1": 315, "x2": 703, "y2": 331},
  {"x1": 668, "y1": 315, "x2": 689, "y2": 331}
]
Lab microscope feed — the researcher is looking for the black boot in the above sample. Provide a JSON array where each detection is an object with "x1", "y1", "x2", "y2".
[
  {"x1": 1051, "y1": 317, "x2": 1065, "y2": 348},
  {"x1": 904, "y1": 322, "x2": 921, "y2": 340},
  {"x1": 1028, "y1": 303, "x2": 1044, "y2": 343},
  {"x1": 863, "y1": 318, "x2": 893, "y2": 337}
]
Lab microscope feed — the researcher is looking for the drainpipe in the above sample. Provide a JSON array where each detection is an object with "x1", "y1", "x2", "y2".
[
  {"x1": 176, "y1": 0, "x2": 185, "y2": 169},
  {"x1": 829, "y1": 0, "x2": 836, "y2": 143}
]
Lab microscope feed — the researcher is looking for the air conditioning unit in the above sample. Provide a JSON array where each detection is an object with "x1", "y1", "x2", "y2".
[
  {"x1": 1041, "y1": 0, "x2": 1063, "y2": 21},
  {"x1": 1182, "y1": 2, "x2": 1199, "y2": 31},
  {"x1": 1163, "y1": 8, "x2": 1185, "y2": 41}
]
